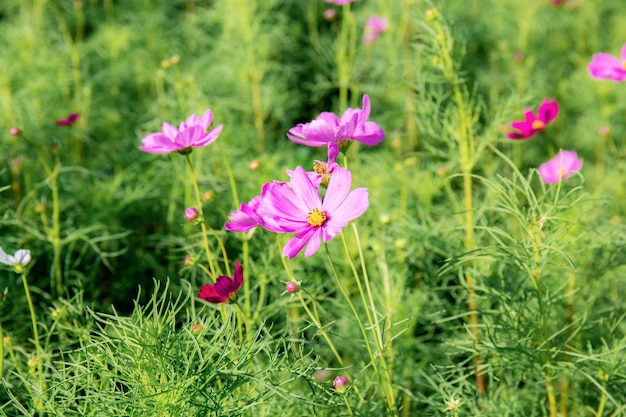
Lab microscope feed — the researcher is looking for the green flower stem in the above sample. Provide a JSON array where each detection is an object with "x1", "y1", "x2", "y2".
[
  {"x1": 431, "y1": 13, "x2": 483, "y2": 393},
  {"x1": 340, "y1": 225, "x2": 397, "y2": 414},
  {"x1": 22, "y1": 272, "x2": 45, "y2": 397},
  {"x1": 337, "y1": 2, "x2": 356, "y2": 110},
  {"x1": 325, "y1": 244, "x2": 397, "y2": 416},
  {"x1": 185, "y1": 154, "x2": 217, "y2": 280},
  {"x1": 277, "y1": 237, "x2": 365, "y2": 405},
  {"x1": 50, "y1": 159, "x2": 63, "y2": 297}
]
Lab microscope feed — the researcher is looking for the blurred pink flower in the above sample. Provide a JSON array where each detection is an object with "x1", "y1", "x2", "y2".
[
  {"x1": 56, "y1": 112, "x2": 80, "y2": 127},
  {"x1": 198, "y1": 261, "x2": 243, "y2": 304},
  {"x1": 548, "y1": 0, "x2": 568, "y2": 4},
  {"x1": 263, "y1": 165, "x2": 369, "y2": 259},
  {"x1": 287, "y1": 94, "x2": 385, "y2": 148},
  {"x1": 323, "y1": 8, "x2": 336, "y2": 20},
  {"x1": 139, "y1": 109, "x2": 222, "y2": 154},
  {"x1": 184, "y1": 207, "x2": 199, "y2": 222},
  {"x1": 333, "y1": 375, "x2": 349, "y2": 392},
  {"x1": 538, "y1": 150, "x2": 583, "y2": 184},
  {"x1": 508, "y1": 99, "x2": 559, "y2": 139},
  {"x1": 9, "y1": 127, "x2": 20, "y2": 136},
  {"x1": 363, "y1": 16, "x2": 388, "y2": 45},
  {"x1": 588, "y1": 44, "x2": 626, "y2": 82},
  {"x1": 325, "y1": 0, "x2": 356, "y2": 5}
]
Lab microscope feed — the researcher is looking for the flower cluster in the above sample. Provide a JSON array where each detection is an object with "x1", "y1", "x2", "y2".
[{"x1": 225, "y1": 94, "x2": 382, "y2": 259}]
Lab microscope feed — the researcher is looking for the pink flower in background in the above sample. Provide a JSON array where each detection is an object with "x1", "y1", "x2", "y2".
[
  {"x1": 507, "y1": 99, "x2": 559, "y2": 139},
  {"x1": 588, "y1": 44, "x2": 626, "y2": 82},
  {"x1": 363, "y1": 16, "x2": 388, "y2": 45},
  {"x1": 198, "y1": 261, "x2": 243, "y2": 304},
  {"x1": 184, "y1": 207, "x2": 199, "y2": 222},
  {"x1": 323, "y1": 9, "x2": 336, "y2": 20},
  {"x1": 139, "y1": 109, "x2": 222, "y2": 154},
  {"x1": 325, "y1": 0, "x2": 356, "y2": 5},
  {"x1": 287, "y1": 94, "x2": 385, "y2": 148},
  {"x1": 56, "y1": 112, "x2": 80, "y2": 127},
  {"x1": 549, "y1": 0, "x2": 568, "y2": 5},
  {"x1": 9, "y1": 126, "x2": 20, "y2": 136},
  {"x1": 263, "y1": 165, "x2": 369, "y2": 259},
  {"x1": 538, "y1": 150, "x2": 583, "y2": 184}
]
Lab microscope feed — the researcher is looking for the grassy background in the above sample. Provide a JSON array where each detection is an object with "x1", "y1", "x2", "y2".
[{"x1": 1, "y1": 0, "x2": 625, "y2": 415}]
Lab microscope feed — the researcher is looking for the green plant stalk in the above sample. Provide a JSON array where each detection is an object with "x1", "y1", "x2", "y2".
[
  {"x1": 185, "y1": 154, "x2": 217, "y2": 280},
  {"x1": 337, "y1": 3, "x2": 356, "y2": 110},
  {"x1": 325, "y1": 244, "x2": 397, "y2": 416},
  {"x1": 276, "y1": 237, "x2": 366, "y2": 404},
  {"x1": 236, "y1": 0, "x2": 265, "y2": 150},
  {"x1": 432, "y1": 14, "x2": 483, "y2": 394},
  {"x1": 22, "y1": 271, "x2": 45, "y2": 403},
  {"x1": 0, "y1": 322, "x2": 3, "y2": 377},
  {"x1": 50, "y1": 160, "x2": 63, "y2": 297},
  {"x1": 529, "y1": 220, "x2": 557, "y2": 417}
]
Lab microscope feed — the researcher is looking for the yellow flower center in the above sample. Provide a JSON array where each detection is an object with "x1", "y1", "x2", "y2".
[
  {"x1": 314, "y1": 162, "x2": 327, "y2": 175},
  {"x1": 531, "y1": 120, "x2": 545, "y2": 130},
  {"x1": 307, "y1": 209, "x2": 327, "y2": 227},
  {"x1": 559, "y1": 167, "x2": 568, "y2": 177},
  {"x1": 622, "y1": 61, "x2": 626, "y2": 70}
]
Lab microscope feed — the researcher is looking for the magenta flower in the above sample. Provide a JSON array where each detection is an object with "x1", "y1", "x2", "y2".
[
  {"x1": 56, "y1": 112, "x2": 80, "y2": 127},
  {"x1": 325, "y1": 0, "x2": 356, "y2": 5},
  {"x1": 263, "y1": 165, "x2": 369, "y2": 259},
  {"x1": 538, "y1": 150, "x2": 583, "y2": 184},
  {"x1": 363, "y1": 16, "x2": 388, "y2": 45},
  {"x1": 287, "y1": 94, "x2": 385, "y2": 148},
  {"x1": 225, "y1": 194, "x2": 265, "y2": 233},
  {"x1": 198, "y1": 261, "x2": 243, "y2": 304},
  {"x1": 139, "y1": 109, "x2": 222, "y2": 154},
  {"x1": 507, "y1": 99, "x2": 559, "y2": 139},
  {"x1": 588, "y1": 44, "x2": 626, "y2": 82}
]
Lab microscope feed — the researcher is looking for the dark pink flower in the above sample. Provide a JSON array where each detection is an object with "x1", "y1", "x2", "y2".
[
  {"x1": 198, "y1": 261, "x2": 243, "y2": 304},
  {"x1": 363, "y1": 16, "x2": 388, "y2": 45},
  {"x1": 139, "y1": 109, "x2": 222, "y2": 154},
  {"x1": 56, "y1": 112, "x2": 80, "y2": 127},
  {"x1": 538, "y1": 150, "x2": 583, "y2": 184},
  {"x1": 588, "y1": 44, "x2": 626, "y2": 82},
  {"x1": 287, "y1": 94, "x2": 385, "y2": 148},
  {"x1": 507, "y1": 99, "x2": 559, "y2": 139}
]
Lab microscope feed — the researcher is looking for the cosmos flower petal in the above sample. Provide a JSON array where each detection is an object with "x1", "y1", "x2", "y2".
[
  {"x1": 326, "y1": 188, "x2": 369, "y2": 227},
  {"x1": 322, "y1": 166, "x2": 352, "y2": 213},
  {"x1": 538, "y1": 100, "x2": 559, "y2": 124},
  {"x1": 139, "y1": 110, "x2": 221, "y2": 154}
]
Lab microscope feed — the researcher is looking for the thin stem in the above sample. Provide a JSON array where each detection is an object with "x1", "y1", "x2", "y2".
[
  {"x1": 185, "y1": 154, "x2": 217, "y2": 280},
  {"x1": 22, "y1": 273, "x2": 45, "y2": 394},
  {"x1": 50, "y1": 159, "x2": 63, "y2": 297}
]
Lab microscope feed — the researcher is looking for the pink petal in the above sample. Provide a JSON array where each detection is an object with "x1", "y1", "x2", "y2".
[
  {"x1": 538, "y1": 100, "x2": 559, "y2": 124},
  {"x1": 322, "y1": 166, "x2": 352, "y2": 214}
]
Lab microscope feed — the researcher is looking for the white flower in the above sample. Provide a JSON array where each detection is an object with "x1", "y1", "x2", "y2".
[{"x1": 0, "y1": 248, "x2": 31, "y2": 270}]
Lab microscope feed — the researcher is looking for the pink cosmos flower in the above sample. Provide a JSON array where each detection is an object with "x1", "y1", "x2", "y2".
[
  {"x1": 56, "y1": 112, "x2": 80, "y2": 127},
  {"x1": 263, "y1": 165, "x2": 369, "y2": 259},
  {"x1": 287, "y1": 94, "x2": 385, "y2": 148},
  {"x1": 139, "y1": 109, "x2": 222, "y2": 154},
  {"x1": 363, "y1": 16, "x2": 388, "y2": 45},
  {"x1": 507, "y1": 99, "x2": 559, "y2": 139},
  {"x1": 325, "y1": 0, "x2": 356, "y2": 5},
  {"x1": 588, "y1": 44, "x2": 626, "y2": 82},
  {"x1": 198, "y1": 261, "x2": 243, "y2": 304},
  {"x1": 538, "y1": 150, "x2": 583, "y2": 184}
]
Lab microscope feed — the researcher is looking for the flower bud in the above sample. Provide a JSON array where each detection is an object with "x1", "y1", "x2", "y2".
[
  {"x1": 333, "y1": 375, "x2": 349, "y2": 393},
  {"x1": 9, "y1": 127, "x2": 20, "y2": 136},
  {"x1": 191, "y1": 323, "x2": 203, "y2": 335},
  {"x1": 285, "y1": 281, "x2": 299, "y2": 294},
  {"x1": 184, "y1": 207, "x2": 199, "y2": 222}
]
